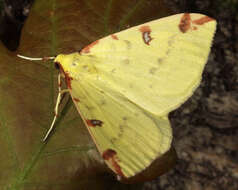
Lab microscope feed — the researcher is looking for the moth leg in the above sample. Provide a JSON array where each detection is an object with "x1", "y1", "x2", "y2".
[{"x1": 43, "y1": 73, "x2": 69, "y2": 141}]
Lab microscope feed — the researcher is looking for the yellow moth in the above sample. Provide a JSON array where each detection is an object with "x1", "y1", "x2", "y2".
[{"x1": 18, "y1": 13, "x2": 216, "y2": 180}]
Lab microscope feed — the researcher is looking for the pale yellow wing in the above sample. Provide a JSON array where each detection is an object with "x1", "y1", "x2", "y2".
[
  {"x1": 54, "y1": 13, "x2": 216, "y2": 178},
  {"x1": 69, "y1": 79, "x2": 172, "y2": 178},
  {"x1": 58, "y1": 13, "x2": 216, "y2": 116}
]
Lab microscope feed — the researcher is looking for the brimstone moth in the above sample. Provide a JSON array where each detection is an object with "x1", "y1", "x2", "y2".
[{"x1": 18, "y1": 13, "x2": 216, "y2": 180}]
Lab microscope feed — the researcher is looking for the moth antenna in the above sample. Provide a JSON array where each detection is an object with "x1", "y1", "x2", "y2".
[
  {"x1": 17, "y1": 54, "x2": 55, "y2": 61},
  {"x1": 43, "y1": 73, "x2": 69, "y2": 141}
]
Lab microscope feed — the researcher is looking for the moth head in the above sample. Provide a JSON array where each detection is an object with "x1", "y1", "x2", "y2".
[{"x1": 53, "y1": 53, "x2": 78, "y2": 74}]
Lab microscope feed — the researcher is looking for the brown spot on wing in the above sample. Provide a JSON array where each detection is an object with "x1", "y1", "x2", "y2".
[
  {"x1": 179, "y1": 14, "x2": 215, "y2": 33},
  {"x1": 81, "y1": 40, "x2": 99, "y2": 54},
  {"x1": 86, "y1": 119, "x2": 103, "y2": 127},
  {"x1": 102, "y1": 149, "x2": 116, "y2": 160},
  {"x1": 139, "y1": 25, "x2": 151, "y2": 33},
  {"x1": 193, "y1": 16, "x2": 214, "y2": 25},
  {"x1": 179, "y1": 13, "x2": 191, "y2": 33},
  {"x1": 111, "y1": 34, "x2": 119, "y2": 40},
  {"x1": 139, "y1": 25, "x2": 152, "y2": 45},
  {"x1": 102, "y1": 149, "x2": 125, "y2": 177}
]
